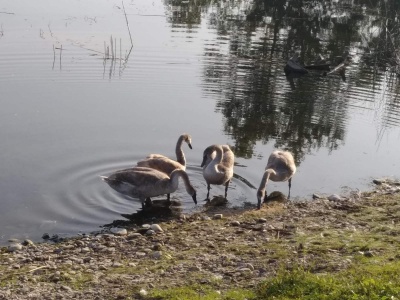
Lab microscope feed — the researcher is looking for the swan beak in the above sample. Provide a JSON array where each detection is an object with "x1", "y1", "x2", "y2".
[
  {"x1": 200, "y1": 155, "x2": 207, "y2": 167},
  {"x1": 188, "y1": 143, "x2": 193, "y2": 150},
  {"x1": 192, "y1": 191, "x2": 197, "y2": 205}
]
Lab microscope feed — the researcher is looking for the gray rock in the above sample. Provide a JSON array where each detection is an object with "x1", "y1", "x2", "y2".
[
  {"x1": 150, "y1": 224, "x2": 163, "y2": 233},
  {"x1": 8, "y1": 243, "x2": 23, "y2": 252},
  {"x1": 127, "y1": 233, "x2": 142, "y2": 240},
  {"x1": 112, "y1": 262, "x2": 123, "y2": 267},
  {"x1": 151, "y1": 251, "x2": 162, "y2": 259},
  {"x1": 146, "y1": 229, "x2": 156, "y2": 236},
  {"x1": 110, "y1": 227, "x2": 128, "y2": 236},
  {"x1": 328, "y1": 194, "x2": 342, "y2": 201},
  {"x1": 257, "y1": 218, "x2": 267, "y2": 223},
  {"x1": 373, "y1": 178, "x2": 386, "y2": 185},
  {"x1": 231, "y1": 221, "x2": 240, "y2": 226},
  {"x1": 213, "y1": 214, "x2": 223, "y2": 220},
  {"x1": 81, "y1": 247, "x2": 90, "y2": 253}
]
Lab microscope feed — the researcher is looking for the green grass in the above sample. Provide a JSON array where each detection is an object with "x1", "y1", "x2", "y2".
[
  {"x1": 256, "y1": 261, "x2": 400, "y2": 300},
  {"x1": 145, "y1": 285, "x2": 257, "y2": 300}
]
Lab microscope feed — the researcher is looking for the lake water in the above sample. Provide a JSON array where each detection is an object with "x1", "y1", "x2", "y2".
[{"x1": 1, "y1": 0, "x2": 399, "y2": 245}]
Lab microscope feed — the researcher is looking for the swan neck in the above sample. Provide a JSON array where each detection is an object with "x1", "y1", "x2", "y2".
[
  {"x1": 258, "y1": 169, "x2": 272, "y2": 191},
  {"x1": 212, "y1": 146, "x2": 223, "y2": 164},
  {"x1": 170, "y1": 170, "x2": 192, "y2": 193},
  {"x1": 175, "y1": 136, "x2": 186, "y2": 166}
]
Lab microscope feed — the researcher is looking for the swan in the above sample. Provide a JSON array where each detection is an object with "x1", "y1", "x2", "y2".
[
  {"x1": 257, "y1": 150, "x2": 296, "y2": 209},
  {"x1": 200, "y1": 144, "x2": 234, "y2": 199},
  {"x1": 201, "y1": 145, "x2": 233, "y2": 168},
  {"x1": 136, "y1": 133, "x2": 192, "y2": 176},
  {"x1": 102, "y1": 167, "x2": 197, "y2": 208}
]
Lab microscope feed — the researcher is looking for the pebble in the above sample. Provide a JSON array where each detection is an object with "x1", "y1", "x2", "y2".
[
  {"x1": 328, "y1": 194, "x2": 342, "y2": 201},
  {"x1": 237, "y1": 267, "x2": 252, "y2": 273},
  {"x1": 153, "y1": 243, "x2": 163, "y2": 251},
  {"x1": 150, "y1": 224, "x2": 163, "y2": 233},
  {"x1": 8, "y1": 243, "x2": 23, "y2": 252},
  {"x1": 139, "y1": 289, "x2": 148, "y2": 296},
  {"x1": 373, "y1": 178, "x2": 386, "y2": 185},
  {"x1": 257, "y1": 218, "x2": 267, "y2": 223},
  {"x1": 112, "y1": 262, "x2": 123, "y2": 267},
  {"x1": 213, "y1": 214, "x2": 223, "y2": 220},
  {"x1": 127, "y1": 233, "x2": 142, "y2": 240},
  {"x1": 110, "y1": 227, "x2": 128, "y2": 236},
  {"x1": 363, "y1": 250, "x2": 374, "y2": 257},
  {"x1": 146, "y1": 229, "x2": 156, "y2": 236},
  {"x1": 231, "y1": 221, "x2": 240, "y2": 226},
  {"x1": 151, "y1": 251, "x2": 162, "y2": 259},
  {"x1": 142, "y1": 224, "x2": 151, "y2": 229},
  {"x1": 60, "y1": 285, "x2": 73, "y2": 292}
]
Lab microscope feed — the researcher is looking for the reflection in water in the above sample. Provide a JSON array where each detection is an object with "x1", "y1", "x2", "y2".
[
  {"x1": 164, "y1": 0, "x2": 400, "y2": 165},
  {"x1": 106, "y1": 198, "x2": 183, "y2": 227}
]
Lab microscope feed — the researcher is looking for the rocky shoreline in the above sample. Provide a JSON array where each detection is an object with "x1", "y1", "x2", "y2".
[{"x1": 1, "y1": 178, "x2": 399, "y2": 300}]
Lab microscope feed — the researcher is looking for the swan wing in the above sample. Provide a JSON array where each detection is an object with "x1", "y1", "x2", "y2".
[{"x1": 137, "y1": 157, "x2": 185, "y2": 175}]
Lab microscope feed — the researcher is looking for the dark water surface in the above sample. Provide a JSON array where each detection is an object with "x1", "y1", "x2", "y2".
[{"x1": 1, "y1": 0, "x2": 399, "y2": 244}]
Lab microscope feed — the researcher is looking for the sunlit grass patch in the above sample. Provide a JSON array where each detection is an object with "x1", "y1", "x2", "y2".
[
  {"x1": 145, "y1": 285, "x2": 256, "y2": 300},
  {"x1": 256, "y1": 261, "x2": 400, "y2": 300}
]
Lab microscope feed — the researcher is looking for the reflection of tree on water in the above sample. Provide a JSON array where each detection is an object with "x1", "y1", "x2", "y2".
[{"x1": 163, "y1": 0, "x2": 400, "y2": 163}]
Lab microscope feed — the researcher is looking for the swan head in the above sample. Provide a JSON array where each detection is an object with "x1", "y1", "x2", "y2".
[
  {"x1": 200, "y1": 145, "x2": 220, "y2": 167},
  {"x1": 187, "y1": 186, "x2": 197, "y2": 204},
  {"x1": 182, "y1": 133, "x2": 193, "y2": 149},
  {"x1": 256, "y1": 188, "x2": 265, "y2": 209}
]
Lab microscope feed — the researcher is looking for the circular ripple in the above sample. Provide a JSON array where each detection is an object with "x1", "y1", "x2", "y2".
[{"x1": 40, "y1": 154, "x2": 257, "y2": 238}]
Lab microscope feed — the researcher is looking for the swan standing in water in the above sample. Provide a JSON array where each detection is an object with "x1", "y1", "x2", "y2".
[
  {"x1": 136, "y1": 133, "x2": 192, "y2": 176},
  {"x1": 257, "y1": 150, "x2": 296, "y2": 209},
  {"x1": 102, "y1": 167, "x2": 197, "y2": 208},
  {"x1": 201, "y1": 144, "x2": 234, "y2": 199}
]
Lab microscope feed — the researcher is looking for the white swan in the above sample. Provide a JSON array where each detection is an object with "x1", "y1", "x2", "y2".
[
  {"x1": 200, "y1": 144, "x2": 234, "y2": 199},
  {"x1": 257, "y1": 150, "x2": 296, "y2": 209},
  {"x1": 136, "y1": 133, "x2": 192, "y2": 176},
  {"x1": 102, "y1": 167, "x2": 197, "y2": 208}
]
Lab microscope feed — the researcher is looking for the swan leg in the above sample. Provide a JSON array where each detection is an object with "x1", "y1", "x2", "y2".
[
  {"x1": 288, "y1": 178, "x2": 292, "y2": 199},
  {"x1": 167, "y1": 193, "x2": 171, "y2": 205},
  {"x1": 206, "y1": 184, "x2": 211, "y2": 200},
  {"x1": 224, "y1": 180, "x2": 230, "y2": 198},
  {"x1": 142, "y1": 197, "x2": 152, "y2": 209}
]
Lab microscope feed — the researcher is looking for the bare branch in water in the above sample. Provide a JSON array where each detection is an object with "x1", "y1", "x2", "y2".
[
  {"x1": 0, "y1": 11, "x2": 14, "y2": 15},
  {"x1": 122, "y1": 1, "x2": 133, "y2": 47},
  {"x1": 52, "y1": 45, "x2": 55, "y2": 70},
  {"x1": 48, "y1": 23, "x2": 53, "y2": 37}
]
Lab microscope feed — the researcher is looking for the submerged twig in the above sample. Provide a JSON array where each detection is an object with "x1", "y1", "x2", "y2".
[
  {"x1": 60, "y1": 44, "x2": 62, "y2": 70},
  {"x1": 52, "y1": 45, "x2": 55, "y2": 70},
  {"x1": 122, "y1": 1, "x2": 133, "y2": 46}
]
